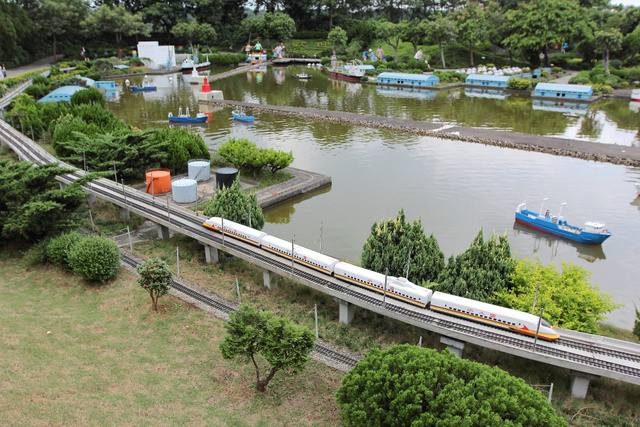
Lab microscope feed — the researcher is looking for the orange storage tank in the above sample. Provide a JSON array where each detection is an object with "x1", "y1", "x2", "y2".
[{"x1": 146, "y1": 169, "x2": 171, "y2": 194}]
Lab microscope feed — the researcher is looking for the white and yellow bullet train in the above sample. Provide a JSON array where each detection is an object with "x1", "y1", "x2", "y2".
[{"x1": 204, "y1": 217, "x2": 560, "y2": 341}]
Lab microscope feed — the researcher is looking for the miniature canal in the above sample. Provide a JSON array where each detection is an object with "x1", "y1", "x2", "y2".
[{"x1": 105, "y1": 66, "x2": 640, "y2": 329}]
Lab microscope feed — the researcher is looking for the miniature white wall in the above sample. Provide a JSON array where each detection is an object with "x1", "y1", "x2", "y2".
[{"x1": 137, "y1": 41, "x2": 176, "y2": 69}]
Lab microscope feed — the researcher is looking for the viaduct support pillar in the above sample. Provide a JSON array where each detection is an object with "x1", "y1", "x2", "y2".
[
  {"x1": 570, "y1": 371, "x2": 600, "y2": 399},
  {"x1": 204, "y1": 244, "x2": 219, "y2": 263},
  {"x1": 86, "y1": 193, "x2": 97, "y2": 205},
  {"x1": 118, "y1": 206, "x2": 130, "y2": 220},
  {"x1": 441, "y1": 336, "x2": 466, "y2": 358},
  {"x1": 262, "y1": 270, "x2": 277, "y2": 289},
  {"x1": 156, "y1": 223, "x2": 170, "y2": 240},
  {"x1": 338, "y1": 300, "x2": 354, "y2": 324}
]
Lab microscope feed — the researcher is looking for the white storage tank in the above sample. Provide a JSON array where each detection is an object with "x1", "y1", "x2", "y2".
[
  {"x1": 188, "y1": 159, "x2": 211, "y2": 182},
  {"x1": 172, "y1": 178, "x2": 197, "y2": 203}
]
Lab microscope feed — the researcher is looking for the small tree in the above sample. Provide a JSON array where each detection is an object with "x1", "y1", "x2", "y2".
[
  {"x1": 336, "y1": 345, "x2": 566, "y2": 426},
  {"x1": 327, "y1": 26, "x2": 347, "y2": 54},
  {"x1": 136, "y1": 257, "x2": 173, "y2": 311},
  {"x1": 426, "y1": 12, "x2": 457, "y2": 68},
  {"x1": 171, "y1": 21, "x2": 217, "y2": 54},
  {"x1": 202, "y1": 179, "x2": 265, "y2": 230},
  {"x1": 220, "y1": 305, "x2": 316, "y2": 392},
  {"x1": 595, "y1": 29, "x2": 623, "y2": 74}
]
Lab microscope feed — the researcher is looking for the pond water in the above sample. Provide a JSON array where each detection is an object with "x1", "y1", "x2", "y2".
[{"x1": 106, "y1": 67, "x2": 640, "y2": 329}]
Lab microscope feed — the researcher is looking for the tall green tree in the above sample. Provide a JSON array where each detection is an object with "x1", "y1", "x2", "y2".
[
  {"x1": 327, "y1": 25, "x2": 348, "y2": 54},
  {"x1": 361, "y1": 210, "x2": 444, "y2": 285},
  {"x1": 455, "y1": 1, "x2": 487, "y2": 66},
  {"x1": 375, "y1": 20, "x2": 403, "y2": 62},
  {"x1": 494, "y1": 257, "x2": 620, "y2": 334},
  {"x1": 435, "y1": 229, "x2": 514, "y2": 303},
  {"x1": 202, "y1": 180, "x2": 265, "y2": 230},
  {"x1": 595, "y1": 29, "x2": 623, "y2": 74},
  {"x1": 425, "y1": 12, "x2": 456, "y2": 68},
  {"x1": 32, "y1": 0, "x2": 88, "y2": 62},
  {"x1": 255, "y1": 12, "x2": 296, "y2": 49},
  {"x1": 0, "y1": 1, "x2": 37, "y2": 67},
  {"x1": 142, "y1": 0, "x2": 194, "y2": 40},
  {"x1": 399, "y1": 18, "x2": 429, "y2": 55},
  {"x1": 82, "y1": 5, "x2": 149, "y2": 59},
  {"x1": 336, "y1": 345, "x2": 567, "y2": 426},
  {"x1": 220, "y1": 305, "x2": 316, "y2": 392},
  {"x1": 137, "y1": 257, "x2": 173, "y2": 311},
  {"x1": 504, "y1": 0, "x2": 583, "y2": 66},
  {"x1": 171, "y1": 21, "x2": 217, "y2": 53}
]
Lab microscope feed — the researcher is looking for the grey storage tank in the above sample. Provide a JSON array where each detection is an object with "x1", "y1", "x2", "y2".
[
  {"x1": 188, "y1": 159, "x2": 211, "y2": 182},
  {"x1": 215, "y1": 167, "x2": 239, "y2": 190},
  {"x1": 171, "y1": 178, "x2": 197, "y2": 203}
]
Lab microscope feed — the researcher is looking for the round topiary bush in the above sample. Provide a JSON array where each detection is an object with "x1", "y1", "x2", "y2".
[
  {"x1": 68, "y1": 235, "x2": 120, "y2": 283},
  {"x1": 47, "y1": 231, "x2": 85, "y2": 270},
  {"x1": 70, "y1": 86, "x2": 105, "y2": 108}
]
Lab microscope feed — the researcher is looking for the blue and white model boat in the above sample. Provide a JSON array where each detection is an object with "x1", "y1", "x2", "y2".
[
  {"x1": 232, "y1": 109, "x2": 254, "y2": 122},
  {"x1": 515, "y1": 199, "x2": 611, "y2": 244},
  {"x1": 168, "y1": 107, "x2": 208, "y2": 124},
  {"x1": 130, "y1": 86, "x2": 156, "y2": 92}
]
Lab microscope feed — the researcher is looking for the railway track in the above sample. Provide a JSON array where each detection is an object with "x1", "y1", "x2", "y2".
[{"x1": 3, "y1": 121, "x2": 640, "y2": 383}]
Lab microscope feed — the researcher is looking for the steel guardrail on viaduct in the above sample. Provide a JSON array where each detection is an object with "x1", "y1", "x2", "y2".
[{"x1": 3, "y1": 119, "x2": 640, "y2": 397}]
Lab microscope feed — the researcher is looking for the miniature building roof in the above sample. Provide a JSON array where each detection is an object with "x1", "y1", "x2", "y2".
[
  {"x1": 76, "y1": 76, "x2": 95, "y2": 87},
  {"x1": 534, "y1": 83, "x2": 592, "y2": 94},
  {"x1": 465, "y1": 74, "x2": 512, "y2": 82},
  {"x1": 377, "y1": 72, "x2": 439, "y2": 82},
  {"x1": 38, "y1": 86, "x2": 87, "y2": 102}
]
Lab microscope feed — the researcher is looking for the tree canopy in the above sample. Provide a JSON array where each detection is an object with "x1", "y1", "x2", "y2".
[
  {"x1": 81, "y1": 5, "x2": 150, "y2": 59},
  {"x1": 494, "y1": 257, "x2": 621, "y2": 334},
  {"x1": 435, "y1": 229, "x2": 514, "y2": 303},
  {"x1": 202, "y1": 179, "x2": 265, "y2": 230},
  {"x1": 137, "y1": 257, "x2": 173, "y2": 311},
  {"x1": 220, "y1": 305, "x2": 316, "y2": 392},
  {"x1": 361, "y1": 209, "x2": 444, "y2": 285},
  {"x1": 336, "y1": 344, "x2": 566, "y2": 426}
]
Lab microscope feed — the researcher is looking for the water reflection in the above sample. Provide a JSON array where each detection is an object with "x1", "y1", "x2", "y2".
[
  {"x1": 532, "y1": 100, "x2": 589, "y2": 115},
  {"x1": 464, "y1": 88, "x2": 509, "y2": 100},
  {"x1": 377, "y1": 86, "x2": 438, "y2": 100},
  {"x1": 512, "y1": 222, "x2": 606, "y2": 262},
  {"x1": 265, "y1": 185, "x2": 332, "y2": 224}
]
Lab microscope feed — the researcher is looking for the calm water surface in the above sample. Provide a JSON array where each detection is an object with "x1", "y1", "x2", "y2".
[{"x1": 106, "y1": 69, "x2": 640, "y2": 329}]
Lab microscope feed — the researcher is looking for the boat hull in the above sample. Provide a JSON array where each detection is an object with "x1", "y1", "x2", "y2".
[
  {"x1": 515, "y1": 211, "x2": 611, "y2": 244},
  {"x1": 329, "y1": 72, "x2": 362, "y2": 82},
  {"x1": 232, "y1": 112, "x2": 254, "y2": 122},
  {"x1": 631, "y1": 89, "x2": 640, "y2": 102},
  {"x1": 181, "y1": 62, "x2": 211, "y2": 73},
  {"x1": 131, "y1": 86, "x2": 156, "y2": 92},
  {"x1": 169, "y1": 116, "x2": 208, "y2": 123}
]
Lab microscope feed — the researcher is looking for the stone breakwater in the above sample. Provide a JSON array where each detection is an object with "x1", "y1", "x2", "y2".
[{"x1": 206, "y1": 99, "x2": 640, "y2": 167}]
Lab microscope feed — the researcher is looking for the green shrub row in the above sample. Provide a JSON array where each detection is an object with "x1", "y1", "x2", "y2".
[
  {"x1": 203, "y1": 53, "x2": 246, "y2": 66},
  {"x1": 218, "y1": 138, "x2": 293, "y2": 176},
  {"x1": 46, "y1": 232, "x2": 120, "y2": 283}
]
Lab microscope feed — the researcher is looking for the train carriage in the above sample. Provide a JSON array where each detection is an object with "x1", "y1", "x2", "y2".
[
  {"x1": 260, "y1": 234, "x2": 299, "y2": 259},
  {"x1": 430, "y1": 292, "x2": 559, "y2": 341},
  {"x1": 294, "y1": 246, "x2": 340, "y2": 275},
  {"x1": 203, "y1": 217, "x2": 267, "y2": 246},
  {"x1": 334, "y1": 263, "x2": 431, "y2": 308}
]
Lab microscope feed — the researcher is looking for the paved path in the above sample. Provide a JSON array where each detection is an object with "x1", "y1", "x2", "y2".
[{"x1": 4, "y1": 56, "x2": 60, "y2": 78}]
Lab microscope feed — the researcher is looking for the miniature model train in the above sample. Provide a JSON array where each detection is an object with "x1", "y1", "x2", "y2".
[{"x1": 203, "y1": 217, "x2": 560, "y2": 341}]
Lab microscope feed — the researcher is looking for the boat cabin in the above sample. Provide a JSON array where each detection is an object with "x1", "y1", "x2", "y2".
[
  {"x1": 38, "y1": 86, "x2": 86, "y2": 103},
  {"x1": 376, "y1": 72, "x2": 439, "y2": 87},
  {"x1": 533, "y1": 83, "x2": 593, "y2": 100},
  {"x1": 464, "y1": 74, "x2": 512, "y2": 88}
]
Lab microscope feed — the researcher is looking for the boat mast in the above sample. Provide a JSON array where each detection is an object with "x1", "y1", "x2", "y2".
[
  {"x1": 558, "y1": 202, "x2": 566, "y2": 219},
  {"x1": 539, "y1": 198, "x2": 548, "y2": 217}
]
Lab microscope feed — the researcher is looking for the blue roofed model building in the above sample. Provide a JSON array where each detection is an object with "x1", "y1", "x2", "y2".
[
  {"x1": 376, "y1": 72, "x2": 439, "y2": 87},
  {"x1": 38, "y1": 86, "x2": 87, "y2": 103},
  {"x1": 465, "y1": 74, "x2": 513, "y2": 88},
  {"x1": 533, "y1": 83, "x2": 593, "y2": 100}
]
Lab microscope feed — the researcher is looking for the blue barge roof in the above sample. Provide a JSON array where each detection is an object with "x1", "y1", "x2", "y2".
[
  {"x1": 38, "y1": 86, "x2": 87, "y2": 103},
  {"x1": 534, "y1": 83, "x2": 593, "y2": 99},
  {"x1": 377, "y1": 72, "x2": 439, "y2": 86}
]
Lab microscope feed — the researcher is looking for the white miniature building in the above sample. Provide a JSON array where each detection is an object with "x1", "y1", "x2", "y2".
[{"x1": 137, "y1": 41, "x2": 176, "y2": 69}]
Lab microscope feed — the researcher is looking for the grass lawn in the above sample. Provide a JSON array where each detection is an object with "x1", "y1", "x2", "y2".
[{"x1": 0, "y1": 256, "x2": 344, "y2": 426}]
